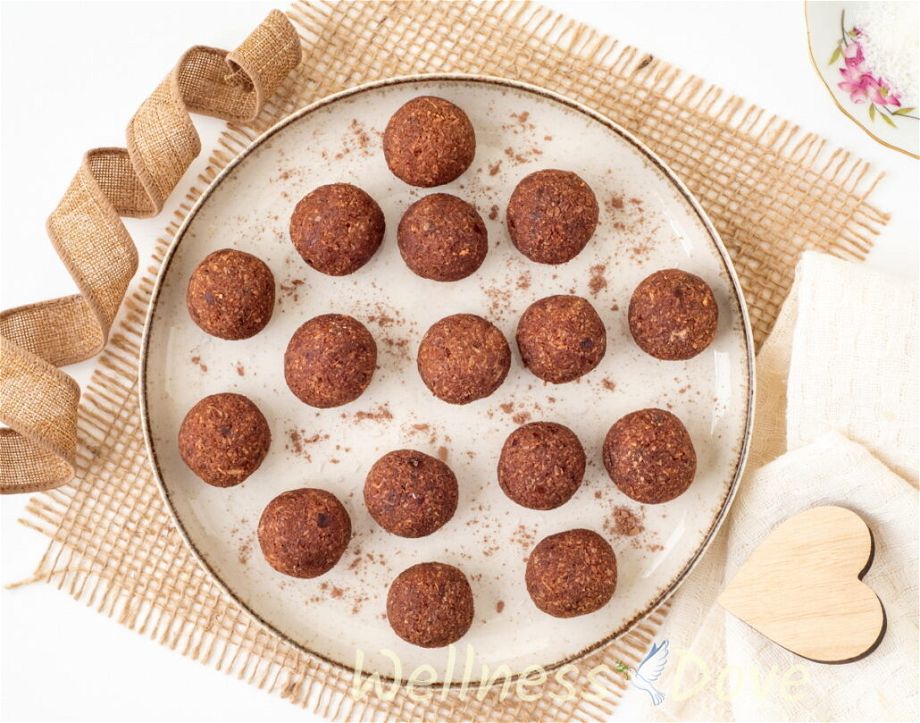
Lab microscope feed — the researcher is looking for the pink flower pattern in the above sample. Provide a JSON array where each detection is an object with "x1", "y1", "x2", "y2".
[
  {"x1": 828, "y1": 11, "x2": 920, "y2": 128},
  {"x1": 837, "y1": 41, "x2": 902, "y2": 109},
  {"x1": 829, "y1": 13, "x2": 915, "y2": 127}
]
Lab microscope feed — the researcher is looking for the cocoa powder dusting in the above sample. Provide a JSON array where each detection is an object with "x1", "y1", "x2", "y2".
[
  {"x1": 511, "y1": 524, "x2": 536, "y2": 551},
  {"x1": 406, "y1": 422, "x2": 439, "y2": 447},
  {"x1": 509, "y1": 111, "x2": 531, "y2": 127},
  {"x1": 285, "y1": 429, "x2": 325, "y2": 461},
  {"x1": 589, "y1": 264, "x2": 608, "y2": 296},
  {"x1": 279, "y1": 278, "x2": 305, "y2": 303},
  {"x1": 349, "y1": 119, "x2": 372, "y2": 156},
  {"x1": 366, "y1": 302, "x2": 404, "y2": 328},
  {"x1": 483, "y1": 286, "x2": 512, "y2": 319},
  {"x1": 382, "y1": 336, "x2": 411, "y2": 360},
  {"x1": 352, "y1": 404, "x2": 394, "y2": 423},
  {"x1": 238, "y1": 538, "x2": 252, "y2": 565},
  {"x1": 613, "y1": 506, "x2": 644, "y2": 536}
]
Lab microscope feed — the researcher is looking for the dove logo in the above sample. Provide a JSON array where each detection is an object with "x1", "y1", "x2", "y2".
[{"x1": 631, "y1": 640, "x2": 669, "y2": 705}]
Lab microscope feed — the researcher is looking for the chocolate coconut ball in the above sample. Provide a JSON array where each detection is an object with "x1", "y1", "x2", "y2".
[
  {"x1": 365, "y1": 450, "x2": 459, "y2": 537},
  {"x1": 516, "y1": 295, "x2": 606, "y2": 383},
  {"x1": 417, "y1": 314, "x2": 511, "y2": 404},
  {"x1": 258, "y1": 488, "x2": 351, "y2": 578},
  {"x1": 386, "y1": 562, "x2": 474, "y2": 647},
  {"x1": 628, "y1": 269, "x2": 718, "y2": 360},
  {"x1": 178, "y1": 393, "x2": 270, "y2": 487},
  {"x1": 498, "y1": 422, "x2": 586, "y2": 510},
  {"x1": 526, "y1": 529, "x2": 617, "y2": 618},
  {"x1": 284, "y1": 314, "x2": 376, "y2": 408},
  {"x1": 289, "y1": 183, "x2": 385, "y2": 276},
  {"x1": 506, "y1": 169, "x2": 599, "y2": 264},
  {"x1": 397, "y1": 194, "x2": 488, "y2": 281},
  {"x1": 603, "y1": 408, "x2": 697, "y2": 504},
  {"x1": 186, "y1": 249, "x2": 274, "y2": 340},
  {"x1": 383, "y1": 96, "x2": 476, "y2": 187}
]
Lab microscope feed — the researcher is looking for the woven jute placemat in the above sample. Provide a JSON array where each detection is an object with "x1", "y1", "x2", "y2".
[{"x1": 12, "y1": 1, "x2": 888, "y2": 719}]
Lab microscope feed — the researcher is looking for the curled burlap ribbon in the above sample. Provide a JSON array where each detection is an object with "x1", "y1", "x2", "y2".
[{"x1": 0, "y1": 10, "x2": 301, "y2": 494}]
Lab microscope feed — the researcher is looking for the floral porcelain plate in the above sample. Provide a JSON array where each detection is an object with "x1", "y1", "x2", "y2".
[
  {"x1": 140, "y1": 75, "x2": 755, "y2": 685},
  {"x1": 805, "y1": 1, "x2": 919, "y2": 158}
]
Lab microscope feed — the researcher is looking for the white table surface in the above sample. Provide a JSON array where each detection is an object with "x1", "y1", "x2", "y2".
[{"x1": 1, "y1": 2, "x2": 916, "y2": 721}]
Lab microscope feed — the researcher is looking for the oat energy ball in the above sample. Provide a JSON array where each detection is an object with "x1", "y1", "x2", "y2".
[
  {"x1": 258, "y1": 488, "x2": 351, "y2": 578},
  {"x1": 525, "y1": 529, "x2": 617, "y2": 618},
  {"x1": 628, "y1": 269, "x2": 718, "y2": 360},
  {"x1": 289, "y1": 183, "x2": 385, "y2": 276},
  {"x1": 516, "y1": 295, "x2": 606, "y2": 383},
  {"x1": 506, "y1": 169, "x2": 599, "y2": 264},
  {"x1": 386, "y1": 562, "x2": 474, "y2": 647},
  {"x1": 284, "y1": 314, "x2": 377, "y2": 408},
  {"x1": 417, "y1": 314, "x2": 511, "y2": 404},
  {"x1": 365, "y1": 450, "x2": 459, "y2": 537},
  {"x1": 186, "y1": 249, "x2": 274, "y2": 340},
  {"x1": 603, "y1": 408, "x2": 697, "y2": 504},
  {"x1": 397, "y1": 194, "x2": 488, "y2": 281},
  {"x1": 383, "y1": 96, "x2": 476, "y2": 187},
  {"x1": 178, "y1": 393, "x2": 271, "y2": 488},
  {"x1": 498, "y1": 422, "x2": 586, "y2": 510}
]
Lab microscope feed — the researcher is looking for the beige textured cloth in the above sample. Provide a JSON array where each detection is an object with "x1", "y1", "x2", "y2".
[{"x1": 657, "y1": 253, "x2": 919, "y2": 721}]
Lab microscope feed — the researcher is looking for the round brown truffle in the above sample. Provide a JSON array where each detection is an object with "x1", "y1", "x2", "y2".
[
  {"x1": 525, "y1": 529, "x2": 617, "y2": 618},
  {"x1": 178, "y1": 393, "x2": 271, "y2": 487},
  {"x1": 516, "y1": 295, "x2": 606, "y2": 383},
  {"x1": 498, "y1": 422, "x2": 586, "y2": 510},
  {"x1": 628, "y1": 269, "x2": 718, "y2": 360},
  {"x1": 365, "y1": 450, "x2": 458, "y2": 537},
  {"x1": 506, "y1": 169, "x2": 599, "y2": 264},
  {"x1": 417, "y1": 314, "x2": 511, "y2": 404},
  {"x1": 289, "y1": 183, "x2": 385, "y2": 276},
  {"x1": 397, "y1": 194, "x2": 488, "y2": 281},
  {"x1": 383, "y1": 96, "x2": 476, "y2": 187},
  {"x1": 386, "y1": 562, "x2": 474, "y2": 647},
  {"x1": 258, "y1": 488, "x2": 351, "y2": 578},
  {"x1": 186, "y1": 249, "x2": 274, "y2": 340},
  {"x1": 603, "y1": 408, "x2": 697, "y2": 504},
  {"x1": 284, "y1": 314, "x2": 377, "y2": 408}
]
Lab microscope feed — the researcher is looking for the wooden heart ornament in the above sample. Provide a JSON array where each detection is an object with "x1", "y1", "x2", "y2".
[{"x1": 718, "y1": 505, "x2": 885, "y2": 663}]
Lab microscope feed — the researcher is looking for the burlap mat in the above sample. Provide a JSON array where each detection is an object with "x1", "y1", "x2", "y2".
[{"x1": 11, "y1": 1, "x2": 888, "y2": 720}]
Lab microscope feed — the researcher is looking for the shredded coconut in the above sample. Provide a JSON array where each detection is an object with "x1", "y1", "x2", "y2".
[{"x1": 856, "y1": 1, "x2": 919, "y2": 107}]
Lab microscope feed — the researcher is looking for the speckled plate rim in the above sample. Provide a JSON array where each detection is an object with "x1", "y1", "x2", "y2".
[
  {"x1": 804, "y1": 0, "x2": 920, "y2": 160},
  {"x1": 139, "y1": 73, "x2": 756, "y2": 687}
]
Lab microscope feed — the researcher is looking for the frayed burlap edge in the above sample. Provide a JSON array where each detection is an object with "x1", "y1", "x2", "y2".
[{"x1": 13, "y1": 1, "x2": 888, "y2": 721}]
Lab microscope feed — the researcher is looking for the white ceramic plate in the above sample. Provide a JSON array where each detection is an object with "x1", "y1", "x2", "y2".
[
  {"x1": 805, "y1": 1, "x2": 919, "y2": 159},
  {"x1": 141, "y1": 75, "x2": 754, "y2": 685}
]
